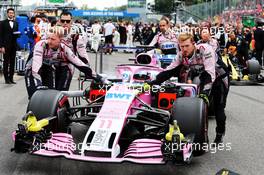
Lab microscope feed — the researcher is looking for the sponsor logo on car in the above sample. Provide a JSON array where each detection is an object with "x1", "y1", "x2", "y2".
[{"x1": 105, "y1": 93, "x2": 132, "y2": 100}]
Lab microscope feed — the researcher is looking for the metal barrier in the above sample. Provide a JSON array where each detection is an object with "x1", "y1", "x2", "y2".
[
  {"x1": 93, "y1": 44, "x2": 104, "y2": 74},
  {"x1": 179, "y1": 0, "x2": 231, "y2": 21},
  {"x1": 94, "y1": 45, "x2": 140, "y2": 74},
  {"x1": 181, "y1": 0, "x2": 263, "y2": 22}
]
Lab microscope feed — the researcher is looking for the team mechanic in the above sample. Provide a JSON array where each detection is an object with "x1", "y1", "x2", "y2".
[
  {"x1": 57, "y1": 11, "x2": 94, "y2": 91},
  {"x1": 197, "y1": 27, "x2": 230, "y2": 145},
  {"x1": 149, "y1": 16, "x2": 178, "y2": 55},
  {"x1": 147, "y1": 33, "x2": 227, "y2": 144},
  {"x1": 25, "y1": 26, "x2": 105, "y2": 99},
  {"x1": 197, "y1": 27, "x2": 220, "y2": 54}
]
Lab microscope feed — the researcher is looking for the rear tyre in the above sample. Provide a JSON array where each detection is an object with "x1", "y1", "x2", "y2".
[
  {"x1": 171, "y1": 97, "x2": 208, "y2": 156},
  {"x1": 247, "y1": 59, "x2": 261, "y2": 75},
  {"x1": 27, "y1": 89, "x2": 69, "y2": 132}
]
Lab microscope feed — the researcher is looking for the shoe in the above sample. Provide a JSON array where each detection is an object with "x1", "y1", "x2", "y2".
[
  {"x1": 257, "y1": 75, "x2": 264, "y2": 83},
  {"x1": 5, "y1": 80, "x2": 11, "y2": 84},
  {"x1": 213, "y1": 133, "x2": 224, "y2": 146},
  {"x1": 10, "y1": 80, "x2": 16, "y2": 84}
]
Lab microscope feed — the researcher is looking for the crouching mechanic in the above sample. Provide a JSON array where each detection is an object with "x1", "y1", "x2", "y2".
[
  {"x1": 147, "y1": 33, "x2": 230, "y2": 144},
  {"x1": 25, "y1": 26, "x2": 106, "y2": 99},
  {"x1": 149, "y1": 33, "x2": 216, "y2": 102}
]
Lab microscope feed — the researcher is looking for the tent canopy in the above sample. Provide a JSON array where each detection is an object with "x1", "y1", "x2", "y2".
[{"x1": 185, "y1": 17, "x2": 197, "y2": 24}]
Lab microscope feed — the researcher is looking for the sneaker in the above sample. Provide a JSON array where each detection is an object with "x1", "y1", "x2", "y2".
[
  {"x1": 257, "y1": 74, "x2": 264, "y2": 83},
  {"x1": 213, "y1": 133, "x2": 224, "y2": 146}
]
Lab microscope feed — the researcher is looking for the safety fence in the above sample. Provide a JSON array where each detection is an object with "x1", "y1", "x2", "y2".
[
  {"x1": 178, "y1": 0, "x2": 259, "y2": 22},
  {"x1": 93, "y1": 45, "x2": 141, "y2": 74}
]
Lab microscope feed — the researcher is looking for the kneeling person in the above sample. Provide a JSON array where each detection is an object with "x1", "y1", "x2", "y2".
[
  {"x1": 25, "y1": 26, "x2": 104, "y2": 99},
  {"x1": 150, "y1": 33, "x2": 216, "y2": 100}
]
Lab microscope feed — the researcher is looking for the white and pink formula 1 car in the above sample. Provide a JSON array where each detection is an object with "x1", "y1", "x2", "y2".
[{"x1": 11, "y1": 52, "x2": 208, "y2": 164}]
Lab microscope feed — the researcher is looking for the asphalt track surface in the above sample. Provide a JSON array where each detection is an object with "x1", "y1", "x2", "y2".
[{"x1": 0, "y1": 52, "x2": 263, "y2": 175}]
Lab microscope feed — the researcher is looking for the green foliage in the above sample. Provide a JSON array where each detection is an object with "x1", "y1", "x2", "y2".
[
  {"x1": 154, "y1": 0, "x2": 175, "y2": 14},
  {"x1": 106, "y1": 5, "x2": 127, "y2": 11},
  {"x1": 48, "y1": 0, "x2": 64, "y2": 3},
  {"x1": 81, "y1": 5, "x2": 127, "y2": 11}
]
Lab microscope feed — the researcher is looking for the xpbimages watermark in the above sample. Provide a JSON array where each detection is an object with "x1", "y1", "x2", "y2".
[
  {"x1": 97, "y1": 83, "x2": 166, "y2": 95},
  {"x1": 163, "y1": 142, "x2": 232, "y2": 154},
  {"x1": 38, "y1": 24, "x2": 234, "y2": 39},
  {"x1": 173, "y1": 25, "x2": 234, "y2": 37},
  {"x1": 32, "y1": 140, "x2": 83, "y2": 154},
  {"x1": 32, "y1": 141, "x2": 232, "y2": 154}
]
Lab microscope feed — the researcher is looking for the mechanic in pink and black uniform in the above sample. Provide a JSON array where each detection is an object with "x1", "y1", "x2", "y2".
[
  {"x1": 57, "y1": 11, "x2": 94, "y2": 91},
  {"x1": 149, "y1": 33, "x2": 230, "y2": 144},
  {"x1": 150, "y1": 33, "x2": 216, "y2": 97},
  {"x1": 25, "y1": 26, "x2": 104, "y2": 99},
  {"x1": 149, "y1": 16, "x2": 178, "y2": 55},
  {"x1": 197, "y1": 26, "x2": 230, "y2": 144},
  {"x1": 197, "y1": 27, "x2": 220, "y2": 54}
]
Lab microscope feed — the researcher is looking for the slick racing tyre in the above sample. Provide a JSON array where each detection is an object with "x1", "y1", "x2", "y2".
[
  {"x1": 247, "y1": 59, "x2": 261, "y2": 75},
  {"x1": 171, "y1": 97, "x2": 208, "y2": 156},
  {"x1": 27, "y1": 89, "x2": 69, "y2": 132}
]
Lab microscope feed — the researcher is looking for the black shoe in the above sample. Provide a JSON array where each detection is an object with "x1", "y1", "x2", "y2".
[
  {"x1": 5, "y1": 80, "x2": 11, "y2": 84},
  {"x1": 10, "y1": 80, "x2": 16, "y2": 84},
  {"x1": 213, "y1": 133, "x2": 224, "y2": 146}
]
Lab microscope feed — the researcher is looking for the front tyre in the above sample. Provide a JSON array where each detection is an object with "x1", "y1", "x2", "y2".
[
  {"x1": 27, "y1": 89, "x2": 69, "y2": 132},
  {"x1": 171, "y1": 97, "x2": 208, "y2": 156}
]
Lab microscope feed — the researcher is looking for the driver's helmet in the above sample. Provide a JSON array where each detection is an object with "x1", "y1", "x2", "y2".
[
  {"x1": 133, "y1": 71, "x2": 151, "y2": 81},
  {"x1": 136, "y1": 53, "x2": 153, "y2": 65},
  {"x1": 228, "y1": 45, "x2": 237, "y2": 55}
]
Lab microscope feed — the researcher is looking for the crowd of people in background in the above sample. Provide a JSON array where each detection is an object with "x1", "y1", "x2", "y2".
[
  {"x1": 0, "y1": 8, "x2": 264, "y2": 86},
  {"x1": 85, "y1": 17, "x2": 264, "y2": 70},
  {"x1": 2, "y1": 8, "x2": 263, "y2": 63}
]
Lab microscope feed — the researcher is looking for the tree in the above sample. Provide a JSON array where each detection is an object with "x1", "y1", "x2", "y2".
[
  {"x1": 106, "y1": 5, "x2": 127, "y2": 11},
  {"x1": 154, "y1": 0, "x2": 175, "y2": 15},
  {"x1": 81, "y1": 5, "x2": 98, "y2": 10}
]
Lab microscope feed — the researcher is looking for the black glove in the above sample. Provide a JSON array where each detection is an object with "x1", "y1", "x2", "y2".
[
  {"x1": 94, "y1": 74, "x2": 111, "y2": 84},
  {"x1": 144, "y1": 79, "x2": 153, "y2": 86}
]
